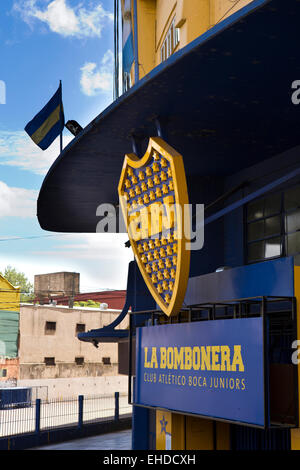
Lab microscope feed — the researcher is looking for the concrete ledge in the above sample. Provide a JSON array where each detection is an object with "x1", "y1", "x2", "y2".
[{"x1": 0, "y1": 417, "x2": 132, "y2": 450}]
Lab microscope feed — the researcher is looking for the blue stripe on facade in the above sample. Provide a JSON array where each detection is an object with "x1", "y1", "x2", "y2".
[
  {"x1": 123, "y1": 31, "x2": 134, "y2": 74},
  {"x1": 133, "y1": 0, "x2": 139, "y2": 83},
  {"x1": 185, "y1": 257, "x2": 295, "y2": 305}
]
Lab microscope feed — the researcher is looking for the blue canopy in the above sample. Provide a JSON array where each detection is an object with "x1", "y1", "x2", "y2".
[{"x1": 38, "y1": 0, "x2": 300, "y2": 232}]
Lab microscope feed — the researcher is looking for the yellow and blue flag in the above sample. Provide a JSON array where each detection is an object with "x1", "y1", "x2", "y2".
[{"x1": 25, "y1": 83, "x2": 64, "y2": 150}]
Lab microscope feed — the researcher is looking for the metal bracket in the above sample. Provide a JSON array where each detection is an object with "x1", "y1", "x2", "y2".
[{"x1": 154, "y1": 117, "x2": 168, "y2": 141}]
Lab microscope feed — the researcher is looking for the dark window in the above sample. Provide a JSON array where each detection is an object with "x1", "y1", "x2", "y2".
[
  {"x1": 102, "y1": 357, "x2": 111, "y2": 365},
  {"x1": 248, "y1": 240, "x2": 265, "y2": 263},
  {"x1": 286, "y1": 232, "x2": 300, "y2": 256},
  {"x1": 284, "y1": 186, "x2": 300, "y2": 211},
  {"x1": 246, "y1": 183, "x2": 300, "y2": 263},
  {"x1": 123, "y1": 72, "x2": 132, "y2": 93},
  {"x1": 76, "y1": 323, "x2": 85, "y2": 335},
  {"x1": 247, "y1": 193, "x2": 281, "y2": 222},
  {"x1": 247, "y1": 199, "x2": 264, "y2": 222},
  {"x1": 247, "y1": 237, "x2": 282, "y2": 263},
  {"x1": 1, "y1": 369, "x2": 7, "y2": 377},
  {"x1": 247, "y1": 220, "x2": 264, "y2": 242},
  {"x1": 285, "y1": 209, "x2": 300, "y2": 233},
  {"x1": 75, "y1": 357, "x2": 84, "y2": 366},
  {"x1": 44, "y1": 357, "x2": 55, "y2": 366},
  {"x1": 45, "y1": 321, "x2": 56, "y2": 335}
]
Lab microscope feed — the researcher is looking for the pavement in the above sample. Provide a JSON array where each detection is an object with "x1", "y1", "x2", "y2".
[{"x1": 32, "y1": 429, "x2": 132, "y2": 450}]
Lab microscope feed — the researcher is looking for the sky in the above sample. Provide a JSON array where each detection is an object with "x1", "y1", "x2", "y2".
[{"x1": 0, "y1": 0, "x2": 133, "y2": 292}]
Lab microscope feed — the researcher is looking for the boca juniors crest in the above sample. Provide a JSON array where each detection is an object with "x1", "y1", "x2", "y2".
[{"x1": 118, "y1": 137, "x2": 190, "y2": 317}]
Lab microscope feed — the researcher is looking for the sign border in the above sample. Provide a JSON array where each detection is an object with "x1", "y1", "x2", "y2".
[{"x1": 134, "y1": 317, "x2": 267, "y2": 429}]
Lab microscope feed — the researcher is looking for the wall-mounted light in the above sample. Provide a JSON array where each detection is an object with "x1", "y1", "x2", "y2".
[{"x1": 65, "y1": 120, "x2": 83, "y2": 137}]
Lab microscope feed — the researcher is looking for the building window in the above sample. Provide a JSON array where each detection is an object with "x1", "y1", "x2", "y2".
[
  {"x1": 160, "y1": 18, "x2": 180, "y2": 63},
  {"x1": 102, "y1": 357, "x2": 111, "y2": 365},
  {"x1": 75, "y1": 357, "x2": 84, "y2": 366},
  {"x1": 76, "y1": 323, "x2": 85, "y2": 335},
  {"x1": 123, "y1": 72, "x2": 132, "y2": 93},
  {"x1": 0, "y1": 369, "x2": 7, "y2": 377},
  {"x1": 44, "y1": 357, "x2": 55, "y2": 366},
  {"x1": 45, "y1": 321, "x2": 56, "y2": 335},
  {"x1": 246, "y1": 184, "x2": 300, "y2": 263}
]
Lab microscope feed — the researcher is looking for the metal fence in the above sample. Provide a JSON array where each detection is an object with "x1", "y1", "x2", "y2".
[
  {"x1": 40, "y1": 396, "x2": 79, "y2": 431},
  {"x1": 0, "y1": 392, "x2": 131, "y2": 438},
  {"x1": 0, "y1": 401, "x2": 36, "y2": 437}
]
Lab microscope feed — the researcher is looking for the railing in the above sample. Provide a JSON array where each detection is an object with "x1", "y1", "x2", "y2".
[{"x1": 0, "y1": 392, "x2": 131, "y2": 438}]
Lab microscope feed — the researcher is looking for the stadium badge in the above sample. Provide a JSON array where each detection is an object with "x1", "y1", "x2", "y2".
[{"x1": 118, "y1": 137, "x2": 190, "y2": 317}]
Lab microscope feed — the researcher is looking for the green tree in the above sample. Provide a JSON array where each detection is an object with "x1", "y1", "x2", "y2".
[{"x1": 1, "y1": 266, "x2": 34, "y2": 302}]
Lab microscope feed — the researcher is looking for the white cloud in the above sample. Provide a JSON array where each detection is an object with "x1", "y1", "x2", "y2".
[
  {"x1": 0, "y1": 130, "x2": 73, "y2": 175},
  {"x1": 33, "y1": 233, "x2": 131, "y2": 261},
  {"x1": 14, "y1": 0, "x2": 113, "y2": 38},
  {"x1": 80, "y1": 50, "x2": 113, "y2": 96},
  {"x1": 0, "y1": 181, "x2": 38, "y2": 218},
  {"x1": 0, "y1": 233, "x2": 133, "y2": 290}
]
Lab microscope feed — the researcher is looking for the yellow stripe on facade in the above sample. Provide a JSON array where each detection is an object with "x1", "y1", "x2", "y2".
[
  {"x1": 291, "y1": 266, "x2": 300, "y2": 450},
  {"x1": 31, "y1": 104, "x2": 61, "y2": 145}
]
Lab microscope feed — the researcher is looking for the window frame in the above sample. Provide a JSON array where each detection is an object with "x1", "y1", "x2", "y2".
[
  {"x1": 75, "y1": 357, "x2": 84, "y2": 366},
  {"x1": 245, "y1": 183, "x2": 300, "y2": 264},
  {"x1": 75, "y1": 323, "x2": 86, "y2": 335},
  {"x1": 45, "y1": 321, "x2": 56, "y2": 335},
  {"x1": 160, "y1": 18, "x2": 180, "y2": 64},
  {"x1": 44, "y1": 357, "x2": 56, "y2": 366},
  {"x1": 102, "y1": 357, "x2": 111, "y2": 365}
]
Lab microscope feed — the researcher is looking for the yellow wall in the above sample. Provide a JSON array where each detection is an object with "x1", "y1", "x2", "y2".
[
  {"x1": 216, "y1": 421, "x2": 230, "y2": 450},
  {"x1": 155, "y1": 0, "x2": 177, "y2": 53},
  {"x1": 156, "y1": 409, "x2": 172, "y2": 449},
  {"x1": 291, "y1": 266, "x2": 300, "y2": 450},
  {"x1": 212, "y1": 0, "x2": 253, "y2": 27},
  {"x1": 174, "y1": 0, "x2": 210, "y2": 51},
  {"x1": 133, "y1": 0, "x2": 254, "y2": 84},
  {"x1": 185, "y1": 416, "x2": 214, "y2": 450},
  {"x1": 171, "y1": 413, "x2": 185, "y2": 449},
  {"x1": 0, "y1": 275, "x2": 20, "y2": 312},
  {"x1": 137, "y1": 0, "x2": 156, "y2": 79},
  {"x1": 156, "y1": 409, "x2": 230, "y2": 450}
]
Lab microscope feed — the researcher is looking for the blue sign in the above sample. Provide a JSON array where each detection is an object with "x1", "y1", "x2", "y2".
[{"x1": 135, "y1": 318, "x2": 265, "y2": 426}]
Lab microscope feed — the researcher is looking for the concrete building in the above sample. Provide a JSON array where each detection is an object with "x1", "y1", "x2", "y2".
[
  {"x1": 34, "y1": 272, "x2": 126, "y2": 310},
  {"x1": 17, "y1": 304, "x2": 128, "y2": 398},
  {"x1": 52, "y1": 290, "x2": 127, "y2": 309},
  {"x1": 34, "y1": 272, "x2": 80, "y2": 303}
]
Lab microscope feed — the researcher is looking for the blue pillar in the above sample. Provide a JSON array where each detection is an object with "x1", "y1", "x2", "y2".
[
  {"x1": 132, "y1": 405, "x2": 149, "y2": 450},
  {"x1": 115, "y1": 392, "x2": 119, "y2": 421},
  {"x1": 35, "y1": 399, "x2": 41, "y2": 434},
  {"x1": 133, "y1": 0, "x2": 139, "y2": 84},
  {"x1": 78, "y1": 395, "x2": 84, "y2": 429}
]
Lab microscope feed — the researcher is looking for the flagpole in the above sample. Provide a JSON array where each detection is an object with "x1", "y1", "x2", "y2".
[{"x1": 59, "y1": 80, "x2": 63, "y2": 154}]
